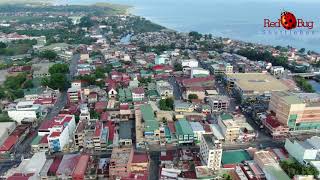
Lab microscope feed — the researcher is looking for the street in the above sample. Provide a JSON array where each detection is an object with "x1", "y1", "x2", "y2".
[{"x1": 169, "y1": 76, "x2": 182, "y2": 100}]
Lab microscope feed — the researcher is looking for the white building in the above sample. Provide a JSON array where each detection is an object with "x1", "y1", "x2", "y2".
[
  {"x1": 270, "y1": 66, "x2": 285, "y2": 76},
  {"x1": 190, "y1": 122, "x2": 205, "y2": 142},
  {"x1": 156, "y1": 80, "x2": 173, "y2": 99},
  {"x1": 199, "y1": 134, "x2": 222, "y2": 171},
  {"x1": 7, "y1": 101, "x2": 46, "y2": 124},
  {"x1": 190, "y1": 68, "x2": 210, "y2": 78},
  {"x1": 39, "y1": 114, "x2": 76, "y2": 152},
  {"x1": 79, "y1": 104, "x2": 90, "y2": 120},
  {"x1": 181, "y1": 59, "x2": 198, "y2": 68},
  {"x1": 285, "y1": 138, "x2": 318, "y2": 164}
]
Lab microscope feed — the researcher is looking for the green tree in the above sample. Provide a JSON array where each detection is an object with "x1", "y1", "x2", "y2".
[
  {"x1": 40, "y1": 50, "x2": 57, "y2": 60},
  {"x1": 188, "y1": 94, "x2": 198, "y2": 101},
  {"x1": 23, "y1": 79, "x2": 34, "y2": 89},
  {"x1": 79, "y1": 16, "x2": 94, "y2": 28},
  {"x1": 0, "y1": 42, "x2": 7, "y2": 49},
  {"x1": 42, "y1": 73, "x2": 69, "y2": 90},
  {"x1": 159, "y1": 98, "x2": 174, "y2": 111},
  {"x1": 0, "y1": 114, "x2": 14, "y2": 122},
  {"x1": 49, "y1": 63, "x2": 69, "y2": 74},
  {"x1": 95, "y1": 67, "x2": 106, "y2": 79},
  {"x1": 174, "y1": 63, "x2": 183, "y2": 71},
  {"x1": 299, "y1": 48, "x2": 306, "y2": 54}
]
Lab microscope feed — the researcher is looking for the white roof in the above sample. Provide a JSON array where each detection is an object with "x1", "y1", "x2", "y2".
[
  {"x1": 190, "y1": 122, "x2": 205, "y2": 132},
  {"x1": 209, "y1": 124, "x2": 225, "y2": 140}
]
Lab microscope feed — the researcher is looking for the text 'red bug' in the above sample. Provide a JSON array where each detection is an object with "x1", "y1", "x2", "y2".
[{"x1": 280, "y1": 11, "x2": 297, "y2": 30}]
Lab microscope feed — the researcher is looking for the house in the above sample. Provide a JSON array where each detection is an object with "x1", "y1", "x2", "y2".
[
  {"x1": 190, "y1": 122, "x2": 205, "y2": 143},
  {"x1": 132, "y1": 87, "x2": 145, "y2": 102},
  {"x1": 208, "y1": 96, "x2": 230, "y2": 112},
  {"x1": 107, "y1": 84, "x2": 117, "y2": 99},
  {"x1": 190, "y1": 67, "x2": 210, "y2": 78},
  {"x1": 181, "y1": 76, "x2": 215, "y2": 89},
  {"x1": 285, "y1": 138, "x2": 318, "y2": 164},
  {"x1": 174, "y1": 100, "x2": 194, "y2": 113}
]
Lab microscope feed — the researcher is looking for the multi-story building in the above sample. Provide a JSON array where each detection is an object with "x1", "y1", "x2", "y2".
[
  {"x1": 174, "y1": 100, "x2": 194, "y2": 113},
  {"x1": 175, "y1": 119, "x2": 194, "y2": 144},
  {"x1": 109, "y1": 147, "x2": 131, "y2": 179},
  {"x1": 225, "y1": 73, "x2": 288, "y2": 101},
  {"x1": 67, "y1": 87, "x2": 82, "y2": 104},
  {"x1": 269, "y1": 92, "x2": 320, "y2": 132},
  {"x1": 199, "y1": 134, "x2": 222, "y2": 171},
  {"x1": 38, "y1": 114, "x2": 76, "y2": 152},
  {"x1": 217, "y1": 113, "x2": 240, "y2": 142},
  {"x1": 93, "y1": 121, "x2": 108, "y2": 151},
  {"x1": 156, "y1": 80, "x2": 173, "y2": 99},
  {"x1": 140, "y1": 104, "x2": 160, "y2": 142},
  {"x1": 132, "y1": 87, "x2": 145, "y2": 102},
  {"x1": 211, "y1": 63, "x2": 233, "y2": 75},
  {"x1": 190, "y1": 122, "x2": 205, "y2": 143},
  {"x1": 208, "y1": 96, "x2": 230, "y2": 112}
]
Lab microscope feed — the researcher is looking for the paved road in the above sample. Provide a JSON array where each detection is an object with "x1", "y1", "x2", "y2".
[
  {"x1": 148, "y1": 151, "x2": 160, "y2": 180},
  {"x1": 169, "y1": 76, "x2": 182, "y2": 100}
]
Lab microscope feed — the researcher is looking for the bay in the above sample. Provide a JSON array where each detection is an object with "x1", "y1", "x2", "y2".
[{"x1": 55, "y1": 0, "x2": 320, "y2": 51}]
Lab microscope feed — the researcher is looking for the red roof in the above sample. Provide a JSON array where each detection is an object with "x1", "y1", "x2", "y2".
[
  {"x1": 182, "y1": 76, "x2": 214, "y2": 86},
  {"x1": 7, "y1": 173, "x2": 34, "y2": 180},
  {"x1": 40, "y1": 135, "x2": 49, "y2": 144},
  {"x1": 120, "y1": 103, "x2": 130, "y2": 110},
  {"x1": 72, "y1": 154, "x2": 90, "y2": 179},
  {"x1": 48, "y1": 156, "x2": 62, "y2": 175},
  {"x1": 106, "y1": 121, "x2": 115, "y2": 141},
  {"x1": 95, "y1": 101, "x2": 107, "y2": 110},
  {"x1": 100, "y1": 112, "x2": 109, "y2": 121},
  {"x1": 131, "y1": 152, "x2": 148, "y2": 163},
  {"x1": 167, "y1": 122, "x2": 176, "y2": 134},
  {"x1": 57, "y1": 154, "x2": 80, "y2": 176},
  {"x1": 94, "y1": 121, "x2": 102, "y2": 137},
  {"x1": 0, "y1": 135, "x2": 19, "y2": 152},
  {"x1": 49, "y1": 131, "x2": 61, "y2": 138},
  {"x1": 152, "y1": 65, "x2": 165, "y2": 71},
  {"x1": 265, "y1": 114, "x2": 282, "y2": 128},
  {"x1": 132, "y1": 87, "x2": 144, "y2": 94},
  {"x1": 186, "y1": 86, "x2": 205, "y2": 92},
  {"x1": 160, "y1": 150, "x2": 174, "y2": 161},
  {"x1": 39, "y1": 114, "x2": 73, "y2": 131},
  {"x1": 11, "y1": 124, "x2": 29, "y2": 136}
]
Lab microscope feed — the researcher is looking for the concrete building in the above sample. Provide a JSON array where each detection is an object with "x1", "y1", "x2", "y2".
[
  {"x1": 199, "y1": 134, "x2": 222, "y2": 171},
  {"x1": 269, "y1": 92, "x2": 320, "y2": 132},
  {"x1": 132, "y1": 87, "x2": 145, "y2": 102},
  {"x1": 181, "y1": 59, "x2": 198, "y2": 68},
  {"x1": 109, "y1": 147, "x2": 131, "y2": 179},
  {"x1": 38, "y1": 114, "x2": 76, "y2": 152},
  {"x1": 67, "y1": 87, "x2": 82, "y2": 104},
  {"x1": 208, "y1": 96, "x2": 230, "y2": 112},
  {"x1": 7, "y1": 101, "x2": 46, "y2": 124},
  {"x1": 226, "y1": 73, "x2": 288, "y2": 100},
  {"x1": 156, "y1": 80, "x2": 173, "y2": 99},
  {"x1": 211, "y1": 63, "x2": 233, "y2": 75},
  {"x1": 32, "y1": 63, "x2": 54, "y2": 78},
  {"x1": 140, "y1": 104, "x2": 160, "y2": 141},
  {"x1": 190, "y1": 122, "x2": 205, "y2": 143},
  {"x1": 217, "y1": 113, "x2": 240, "y2": 142},
  {"x1": 270, "y1": 66, "x2": 285, "y2": 76},
  {"x1": 190, "y1": 67, "x2": 210, "y2": 78},
  {"x1": 285, "y1": 138, "x2": 318, "y2": 163},
  {"x1": 119, "y1": 121, "x2": 133, "y2": 147},
  {"x1": 93, "y1": 121, "x2": 108, "y2": 151}
]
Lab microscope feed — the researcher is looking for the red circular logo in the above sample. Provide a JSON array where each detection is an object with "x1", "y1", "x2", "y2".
[{"x1": 280, "y1": 11, "x2": 297, "y2": 30}]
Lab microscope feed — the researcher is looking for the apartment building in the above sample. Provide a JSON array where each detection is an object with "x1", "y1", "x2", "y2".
[{"x1": 199, "y1": 134, "x2": 222, "y2": 171}]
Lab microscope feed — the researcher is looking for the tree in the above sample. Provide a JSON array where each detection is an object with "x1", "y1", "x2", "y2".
[
  {"x1": 79, "y1": 16, "x2": 94, "y2": 28},
  {"x1": 23, "y1": 79, "x2": 34, "y2": 89},
  {"x1": 0, "y1": 114, "x2": 14, "y2": 122},
  {"x1": 40, "y1": 50, "x2": 57, "y2": 60},
  {"x1": 174, "y1": 63, "x2": 183, "y2": 71},
  {"x1": 0, "y1": 42, "x2": 7, "y2": 49},
  {"x1": 42, "y1": 73, "x2": 69, "y2": 90},
  {"x1": 159, "y1": 98, "x2": 174, "y2": 111},
  {"x1": 49, "y1": 63, "x2": 69, "y2": 74},
  {"x1": 188, "y1": 94, "x2": 198, "y2": 101},
  {"x1": 95, "y1": 67, "x2": 106, "y2": 79},
  {"x1": 298, "y1": 48, "x2": 306, "y2": 54}
]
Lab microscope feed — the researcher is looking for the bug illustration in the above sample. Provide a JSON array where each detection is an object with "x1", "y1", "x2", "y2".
[{"x1": 280, "y1": 11, "x2": 297, "y2": 30}]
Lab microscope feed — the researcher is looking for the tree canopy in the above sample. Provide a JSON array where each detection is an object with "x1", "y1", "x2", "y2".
[
  {"x1": 49, "y1": 63, "x2": 69, "y2": 74},
  {"x1": 159, "y1": 98, "x2": 174, "y2": 111},
  {"x1": 42, "y1": 73, "x2": 69, "y2": 90},
  {"x1": 40, "y1": 50, "x2": 58, "y2": 60}
]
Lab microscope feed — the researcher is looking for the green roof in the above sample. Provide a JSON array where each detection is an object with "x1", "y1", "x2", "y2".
[
  {"x1": 264, "y1": 165, "x2": 290, "y2": 180},
  {"x1": 165, "y1": 126, "x2": 171, "y2": 137},
  {"x1": 220, "y1": 113, "x2": 233, "y2": 121},
  {"x1": 31, "y1": 135, "x2": 42, "y2": 146},
  {"x1": 24, "y1": 87, "x2": 43, "y2": 96},
  {"x1": 175, "y1": 119, "x2": 193, "y2": 136},
  {"x1": 148, "y1": 90, "x2": 159, "y2": 97},
  {"x1": 222, "y1": 150, "x2": 251, "y2": 165},
  {"x1": 141, "y1": 104, "x2": 159, "y2": 132}
]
